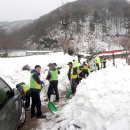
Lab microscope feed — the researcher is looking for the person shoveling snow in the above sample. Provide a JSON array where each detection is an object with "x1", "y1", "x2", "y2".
[
  {"x1": 46, "y1": 63, "x2": 60, "y2": 102},
  {"x1": 30, "y1": 65, "x2": 46, "y2": 119}
]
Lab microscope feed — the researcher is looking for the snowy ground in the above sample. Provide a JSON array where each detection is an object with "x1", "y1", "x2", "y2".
[{"x1": 0, "y1": 53, "x2": 130, "y2": 130}]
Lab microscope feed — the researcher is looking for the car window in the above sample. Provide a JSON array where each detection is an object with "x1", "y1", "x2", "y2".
[{"x1": 0, "y1": 78, "x2": 12, "y2": 108}]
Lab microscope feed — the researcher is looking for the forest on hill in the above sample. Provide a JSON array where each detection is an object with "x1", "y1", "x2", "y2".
[{"x1": 0, "y1": 0, "x2": 130, "y2": 53}]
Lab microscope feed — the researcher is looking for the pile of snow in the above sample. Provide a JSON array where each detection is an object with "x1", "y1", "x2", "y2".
[
  {"x1": 54, "y1": 60, "x2": 130, "y2": 130},
  {"x1": 0, "y1": 52, "x2": 73, "y2": 88}
]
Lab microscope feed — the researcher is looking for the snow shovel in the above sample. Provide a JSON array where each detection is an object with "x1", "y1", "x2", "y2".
[
  {"x1": 66, "y1": 88, "x2": 72, "y2": 98},
  {"x1": 48, "y1": 101, "x2": 57, "y2": 113}
]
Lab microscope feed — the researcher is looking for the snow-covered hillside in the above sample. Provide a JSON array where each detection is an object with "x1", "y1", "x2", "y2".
[
  {"x1": 38, "y1": 16, "x2": 124, "y2": 53},
  {"x1": 7, "y1": 0, "x2": 129, "y2": 52}
]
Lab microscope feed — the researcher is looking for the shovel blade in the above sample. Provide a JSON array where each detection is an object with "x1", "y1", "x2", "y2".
[{"x1": 48, "y1": 101, "x2": 57, "y2": 113}]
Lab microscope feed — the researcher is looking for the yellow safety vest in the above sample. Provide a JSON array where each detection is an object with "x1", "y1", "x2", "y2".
[{"x1": 30, "y1": 73, "x2": 41, "y2": 90}]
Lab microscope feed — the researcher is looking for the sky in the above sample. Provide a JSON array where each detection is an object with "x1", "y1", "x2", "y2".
[{"x1": 0, "y1": 0, "x2": 76, "y2": 22}]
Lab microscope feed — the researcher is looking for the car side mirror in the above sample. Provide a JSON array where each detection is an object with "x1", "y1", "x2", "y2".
[{"x1": 6, "y1": 89, "x2": 15, "y2": 98}]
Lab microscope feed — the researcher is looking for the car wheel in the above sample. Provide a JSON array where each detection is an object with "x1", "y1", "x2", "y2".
[{"x1": 18, "y1": 106, "x2": 26, "y2": 128}]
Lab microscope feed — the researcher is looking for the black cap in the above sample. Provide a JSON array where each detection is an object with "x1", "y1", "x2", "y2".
[
  {"x1": 67, "y1": 62, "x2": 72, "y2": 65},
  {"x1": 53, "y1": 63, "x2": 57, "y2": 66},
  {"x1": 47, "y1": 63, "x2": 53, "y2": 67}
]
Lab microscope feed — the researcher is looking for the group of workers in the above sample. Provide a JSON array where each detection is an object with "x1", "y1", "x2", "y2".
[
  {"x1": 67, "y1": 59, "x2": 91, "y2": 95},
  {"x1": 67, "y1": 55, "x2": 107, "y2": 95},
  {"x1": 95, "y1": 55, "x2": 106, "y2": 70},
  {"x1": 16, "y1": 63, "x2": 60, "y2": 119},
  {"x1": 16, "y1": 55, "x2": 107, "y2": 119}
]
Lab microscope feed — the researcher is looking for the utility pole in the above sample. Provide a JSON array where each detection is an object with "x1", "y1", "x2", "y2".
[{"x1": 112, "y1": 54, "x2": 115, "y2": 66}]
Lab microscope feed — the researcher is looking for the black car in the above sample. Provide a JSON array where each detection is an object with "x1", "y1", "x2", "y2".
[{"x1": 0, "y1": 77, "x2": 26, "y2": 130}]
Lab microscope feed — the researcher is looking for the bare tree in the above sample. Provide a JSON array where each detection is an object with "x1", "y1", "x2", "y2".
[{"x1": 56, "y1": 0, "x2": 75, "y2": 53}]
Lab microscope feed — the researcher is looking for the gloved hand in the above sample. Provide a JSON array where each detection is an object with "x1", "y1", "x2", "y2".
[{"x1": 41, "y1": 83, "x2": 45, "y2": 89}]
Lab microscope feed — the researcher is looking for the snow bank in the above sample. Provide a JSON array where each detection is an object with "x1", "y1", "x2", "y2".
[
  {"x1": 54, "y1": 61, "x2": 130, "y2": 130},
  {"x1": 0, "y1": 52, "x2": 73, "y2": 88}
]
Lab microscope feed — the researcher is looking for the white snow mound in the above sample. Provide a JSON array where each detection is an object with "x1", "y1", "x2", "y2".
[{"x1": 55, "y1": 64, "x2": 130, "y2": 130}]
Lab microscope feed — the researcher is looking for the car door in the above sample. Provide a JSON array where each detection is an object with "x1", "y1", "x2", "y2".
[{"x1": 0, "y1": 78, "x2": 22, "y2": 130}]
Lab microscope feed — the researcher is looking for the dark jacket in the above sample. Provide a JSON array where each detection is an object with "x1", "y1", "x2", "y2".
[
  {"x1": 31, "y1": 69, "x2": 44, "y2": 85},
  {"x1": 102, "y1": 57, "x2": 106, "y2": 63},
  {"x1": 68, "y1": 67, "x2": 72, "y2": 81}
]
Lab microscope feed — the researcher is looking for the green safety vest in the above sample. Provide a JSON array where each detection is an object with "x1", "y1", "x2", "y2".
[
  {"x1": 95, "y1": 56, "x2": 101, "y2": 64},
  {"x1": 30, "y1": 73, "x2": 41, "y2": 90},
  {"x1": 73, "y1": 60, "x2": 80, "y2": 68},
  {"x1": 71, "y1": 67, "x2": 80, "y2": 79},
  {"x1": 83, "y1": 64, "x2": 88, "y2": 70},
  {"x1": 50, "y1": 70, "x2": 58, "y2": 81},
  {"x1": 88, "y1": 68, "x2": 91, "y2": 74}
]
